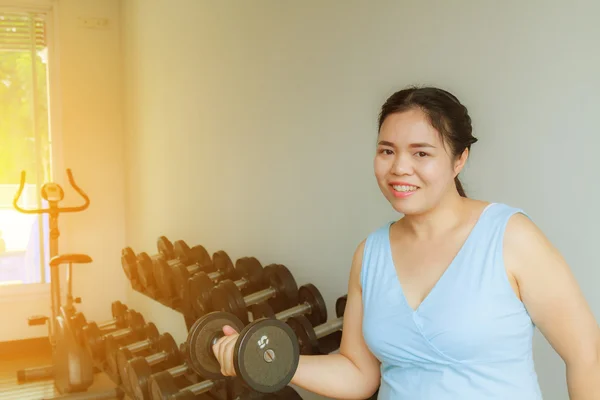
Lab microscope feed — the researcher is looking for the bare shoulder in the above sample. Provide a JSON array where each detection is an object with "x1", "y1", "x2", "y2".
[
  {"x1": 503, "y1": 211, "x2": 600, "y2": 366},
  {"x1": 348, "y1": 238, "x2": 367, "y2": 292}
]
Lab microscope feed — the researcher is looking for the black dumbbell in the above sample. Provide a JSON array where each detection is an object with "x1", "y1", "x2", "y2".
[
  {"x1": 104, "y1": 322, "x2": 160, "y2": 384},
  {"x1": 82, "y1": 310, "x2": 149, "y2": 363},
  {"x1": 152, "y1": 243, "x2": 214, "y2": 301},
  {"x1": 125, "y1": 333, "x2": 182, "y2": 400},
  {"x1": 121, "y1": 237, "x2": 175, "y2": 294},
  {"x1": 171, "y1": 240, "x2": 214, "y2": 267},
  {"x1": 286, "y1": 295, "x2": 346, "y2": 355},
  {"x1": 153, "y1": 249, "x2": 231, "y2": 308},
  {"x1": 69, "y1": 301, "x2": 129, "y2": 345},
  {"x1": 182, "y1": 311, "x2": 300, "y2": 394},
  {"x1": 188, "y1": 256, "x2": 266, "y2": 318},
  {"x1": 209, "y1": 264, "x2": 299, "y2": 324},
  {"x1": 249, "y1": 283, "x2": 328, "y2": 327}
]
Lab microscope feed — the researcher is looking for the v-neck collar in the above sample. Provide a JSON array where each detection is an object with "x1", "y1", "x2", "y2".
[{"x1": 385, "y1": 202, "x2": 496, "y2": 314}]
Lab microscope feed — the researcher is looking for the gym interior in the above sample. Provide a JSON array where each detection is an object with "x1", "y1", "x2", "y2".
[{"x1": 1, "y1": 1, "x2": 599, "y2": 399}]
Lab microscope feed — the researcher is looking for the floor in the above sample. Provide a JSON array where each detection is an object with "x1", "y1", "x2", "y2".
[{"x1": 0, "y1": 346, "x2": 125, "y2": 400}]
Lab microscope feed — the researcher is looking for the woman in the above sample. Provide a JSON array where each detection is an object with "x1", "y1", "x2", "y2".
[{"x1": 213, "y1": 86, "x2": 600, "y2": 399}]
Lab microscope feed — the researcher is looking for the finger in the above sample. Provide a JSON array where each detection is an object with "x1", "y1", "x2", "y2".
[
  {"x1": 218, "y1": 333, "x2": 238, "y2": 376},
  {"x1": 223, "y1": 325, "x2": 238, "y2": 336},
  {"x1": 223, "y1": 337, "x2": 238, "y2": 376},
  {"x1": 218, "y1": 335, "x2": 234, "y2": 375}
]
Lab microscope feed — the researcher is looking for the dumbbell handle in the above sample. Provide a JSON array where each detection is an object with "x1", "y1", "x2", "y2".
[
  {"x1": 187, "y1": 263, "x2": 223, "y2": 282},
  {"x1": 174, "y1": 379, "x2": 216, "y2": 397},
  {"x1": 243, "y1": 286, "x2": 276, "y2": 307},
  {"x1": 107, "y1": 326, "x2": 133, "y2": 340},
  {"x1": 274, "y1": 301, "x2": 312, "y2": 321},
  {"x1": 314, "y1": 317, "x2": 343, "y2": 339},
  {"x1": 234, "y1": 276, "x2": 249, "y2": 291},
  {"x1": 146, "y1": 350, "x2": 168, "y2": 367},
  {"x1": 165, "y1": 363, "x2": 189, "y2": 377},
  {"x1": 125, "y1": 337, "x2": 152, "y2": 353},
  {"x1": 98, "y1": 319, "x2": 117, "y2": 330}
]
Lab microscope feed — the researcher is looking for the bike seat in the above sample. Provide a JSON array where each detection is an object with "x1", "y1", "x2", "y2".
[{"x1": 50, "y1": 254, "x2": 93, "y2": 267}]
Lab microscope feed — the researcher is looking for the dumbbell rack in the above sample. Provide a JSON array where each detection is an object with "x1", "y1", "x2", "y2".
[{"x1": 114, "y1": 236, "x2": 353, "y2": 400}]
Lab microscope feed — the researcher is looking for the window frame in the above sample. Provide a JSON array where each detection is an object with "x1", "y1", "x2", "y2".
[{"x1": 0, "y1": 0, "x2": 65, "y2": 298}]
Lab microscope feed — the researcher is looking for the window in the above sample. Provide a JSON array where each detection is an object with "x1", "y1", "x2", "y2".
[{"x1": 0, "y1": 10, "x2": 53, "y2": 285}]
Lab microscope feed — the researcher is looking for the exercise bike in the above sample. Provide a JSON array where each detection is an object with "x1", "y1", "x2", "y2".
[{"x1": 13, "y1": 168, "x2": 96, "y2": 393}]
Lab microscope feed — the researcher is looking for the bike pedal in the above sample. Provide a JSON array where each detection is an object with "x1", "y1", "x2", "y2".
[{"x1": 28, "y1": 315, "x2": 49, "y2": 326}]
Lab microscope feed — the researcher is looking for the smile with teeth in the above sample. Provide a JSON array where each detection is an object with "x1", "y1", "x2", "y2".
[{"x1": 392, "y1": 185, "x2": 418, "y2": 192}]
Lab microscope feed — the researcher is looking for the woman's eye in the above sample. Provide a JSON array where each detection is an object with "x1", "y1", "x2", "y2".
[
  {"x1": 379, "y1": 149, "x2": 394, "y2": 155},
  {"x1": 416, "y1": 152, "x2": 428, "y2": 157}
]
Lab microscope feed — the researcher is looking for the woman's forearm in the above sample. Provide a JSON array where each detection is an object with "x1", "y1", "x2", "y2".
[
  {"x1": 290, "y1": 354, "x2": 380, "y2": 400},
  {"x1": 567, "y1": 360, "x2": 600, "y2": 400}
]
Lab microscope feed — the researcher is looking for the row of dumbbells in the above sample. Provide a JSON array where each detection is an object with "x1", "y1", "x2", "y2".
[
  {"x1": 121, "y1": 237, "x2": 320, "y2": 331},
  {"x1": 121, "y1": 237, "x2": 266, "y2": 322},
  {"x1": 69, "y1": 301, "x2": 313, "y2": 399}
]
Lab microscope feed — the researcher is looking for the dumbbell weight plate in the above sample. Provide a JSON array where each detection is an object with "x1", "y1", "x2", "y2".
[
  {"x1": 233, "y1": 317, "x2": 300, "y2": 393},
  {"x1": 250, "y1": 302, "x2": 275, "y2": 320},
  {"x1": 105, "y1": 323, "x2": 159, "y2": 381},
  {"x1": 153, "y1": 258, "x2": 178, "y2": 302},
  {"x1": 136, "y1": 253, "x2": 158, "y2": 291},
  {"x1": 173, "y1": 240, "x2": 211, "y2": 267},
  {"x1": 210, "y1": 280, "x2": 248, "y2": 323},
  {"x1": 212, "y1": 250, "x2": 237, "y2": 280},
  {"x1": 336, "y1": 295, "x2": 347, "y2": 318},
  {"x1": 121, "y1": 247, "x2": 138, "y2": 282},
  {"x1": 297, "y1": 284, "x2": 327, "y2": 326},
  {"x1": 172, "y1": 243, "x2": 213, "y2": 292},
  {"x1": 317, "y1": 330, "x2": 343, "y2": 355},
  {"x1": 264, "y1": 265, "x2": 298, "y2": 312},
  {"x1": 285, "y1": 315, "x2": 319, "y2": 355},
  {"x1": 188, "y1": 272, "x2": 218, "y2": 317},
  {"x1": 112, "y1": 301, "x2": 128, "y2": 319},
  {"x1": 157, "y1": 236, "x2": 175, "y2": 259},
  {"x1": 236, "y1": 257, "x2": 264, "y2": 292},
  {"x1": 185, "y1": 311, "x2": 245, "y2": 379},
  {"x1": 127, "y1": 333, "x2": 181, "y2": 400}
]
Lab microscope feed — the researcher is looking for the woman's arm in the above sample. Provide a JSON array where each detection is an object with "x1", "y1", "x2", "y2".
[
  {"x1": 504, "y1": 213, "x2": 600, "y2": 400},
  {"x1": 212, "y1": 240, "x2": 381, "y2": 399},
  {"x1": 289, "y1": 239, "x2": 381, "y2": 398}
]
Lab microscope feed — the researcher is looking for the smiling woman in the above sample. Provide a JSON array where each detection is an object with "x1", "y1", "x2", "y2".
[{"x1": 210, "y1": 85, "x2": 600, "y2": 400}]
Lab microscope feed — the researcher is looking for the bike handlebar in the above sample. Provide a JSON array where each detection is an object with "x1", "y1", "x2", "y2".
[{"x1": 13, "y1": 169, "x2": 90, "y2": 214}]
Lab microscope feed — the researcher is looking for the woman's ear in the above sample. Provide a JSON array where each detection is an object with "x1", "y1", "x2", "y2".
[{"x1": 453, "y1": 147, "x2": 469, "y2": 177}]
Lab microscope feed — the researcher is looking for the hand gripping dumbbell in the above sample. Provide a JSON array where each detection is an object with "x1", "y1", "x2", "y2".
[
  {"x1": 249, "y1": 283, "x2": 328, "y2": 327},
  {"x1": 153, "y1": 249, "x2": 233, "y2": 309},
  {"x1": 286, "y1": 294, "x2": 347, "y2": 355},
  {"x1": 121, "y1": 236, "x2": 175, "y2": 294},
  {"x1": 81, "y1": 310, "x2": 149, "y2": 365},
  {"x1": 69, "y1": 300, "x2": 129, "y2": 345},
  {"x1": 104, "y1": 322, "x2": 160, "y2": 384},
  {"x1": 209, "y1": 264, "x2": 299, "y2": 324},
  {"x1": 180, "y1": 311, "x2": 300, "y2": 394},
  {"x1": 188, "y1": 256, "x2": 266, "y2": 319},
  {"x1": 124, "y1": 333, "x2": 183, "y2": 400}
]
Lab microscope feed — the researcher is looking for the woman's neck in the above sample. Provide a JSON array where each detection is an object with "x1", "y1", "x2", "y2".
[{"x1": 398, "y1": 194, "x2": 470, "y2": 241}]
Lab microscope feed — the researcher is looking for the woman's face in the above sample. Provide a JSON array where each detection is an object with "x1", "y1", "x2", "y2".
[{"x1": 374, "y1": 108, "x2": 467, "y2": 216}]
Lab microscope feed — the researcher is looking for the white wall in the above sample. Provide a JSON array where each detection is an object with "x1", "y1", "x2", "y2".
[
  {"x1": 0, "y1": 0, "x2": 127, "y2": 342},
  {"x1": 120, "y1": 1, "x2": 600, "y2": 399}
]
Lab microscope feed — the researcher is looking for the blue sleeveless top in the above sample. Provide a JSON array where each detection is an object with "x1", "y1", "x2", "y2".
[{"x1": 361, "y1": 202, "x2": 543, "y2": 399}]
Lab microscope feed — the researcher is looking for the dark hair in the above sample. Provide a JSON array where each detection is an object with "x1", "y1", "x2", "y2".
[{"x1": 377, "y1": 86, "x2": 478, "y2": 197}]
